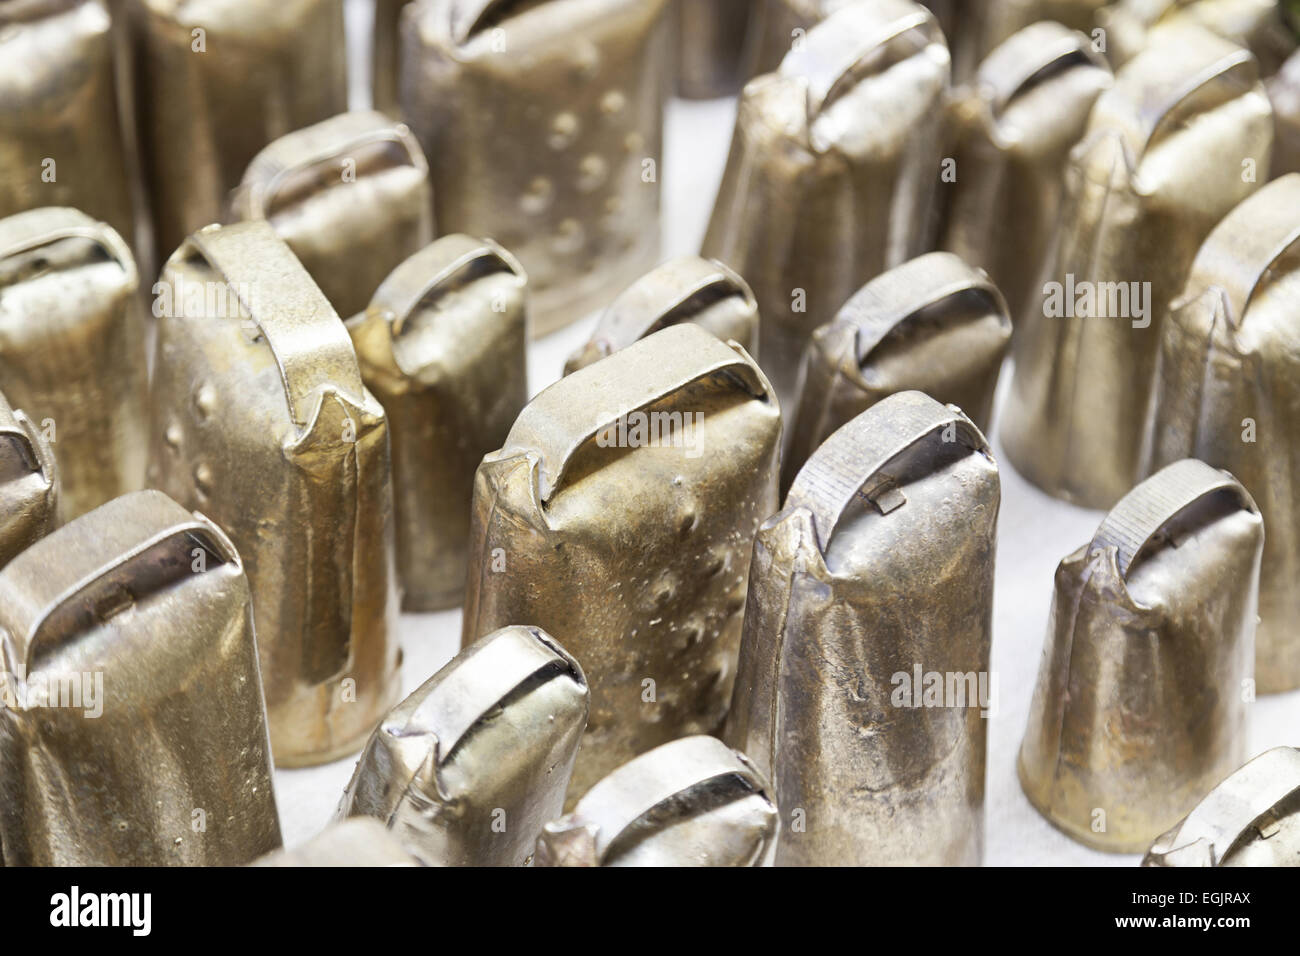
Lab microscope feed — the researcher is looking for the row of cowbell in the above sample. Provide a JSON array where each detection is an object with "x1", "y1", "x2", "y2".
[
  {"x1": 3, "y1": 354, "x2": 1297, "y2": 866},
  {"x1": 0, "y1": 0, "x2": 1298, "y2": 865}
]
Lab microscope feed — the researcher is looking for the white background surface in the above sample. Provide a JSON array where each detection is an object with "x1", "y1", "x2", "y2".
[{"x1": 274, "y1": 2, "x2": 1300, "y2": 865}]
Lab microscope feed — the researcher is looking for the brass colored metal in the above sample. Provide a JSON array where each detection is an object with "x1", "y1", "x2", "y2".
[
  {"x1": 147, "y1": 221, "x2": 400, "y2": 767},
  {"x1": 1144, "y1": 174, "x2": 1300, "y2": 693},
  {"x1": 750, "y1": 1, "x2": 1108, "y2": 81},
  {"x1": 126, "y1": 0, "x2": 348, "y2": 265},
  {"x1": 1102, "y1": 0, "x2": 1297, "y2": 75},
  {"x1": 400, "y1": 0, "x2": 671, "y2": 336},
  {"x1": 230, "y1": 111, "x2": 434, "y2": 321},
  {"x1": 372, "y1": 0, "x2": 409, "y2": 115},
  {"x1": 462, "y1": 324, "x2": 781, "y2": 802},
  {"x1": 941, "y1": 23, "x2": 1113, "y2": 330},
  {"x1": 254, "y1": 819, "x2": 418, "y2": 867},
  {"x1": 348, "y1": 235, "x2": 527, "y2": 612},
  {"x1": 946, "y1": 1, "x2": 1111, "y2": 81},
  {"x1": 0, "y1": 207, "x2": 148, "y2": 519},
  {"x1": 0, "y1": 490, "x2": 282, "y2": 866},
  {"x1": 1143, "y1": 747, "x2": 1300, "y2": 867},
  {"x1": 0, "y1": 389, "x2": 58, "y2": 566},
  {"x1": 675, "y1": 0, "x2": 754, "y2": 98},
  {"x1": 783, "y1": 253, "x2": 1010, "y2": 490},
  {"x1": 564, "y1": 255, "x2": 759, "y2": 375},
  {"x1": 1019, "y1": 459, "x2": 1262, "y2": 853},
  {"x1": 1270, "y1": 49, "x2": 1300, "y2": 176},
  {"x1": 704, "y1": 0, "x2": 949, "y2": 409},
  {"x1": 728, "y1": 391, "x2": 998, "y2": 866},
  {"x1": 339, "y1": 625, "x2": 588, "y2": 866},
  {"x1": 999, "y1": 27, "x2": 1273, "y2": 509},
  {"x1": 0, "y1": 0, "x2": 135, "y2": 245},
  {"x1": 534, "y1": 735, "x2": 777, "y2": 867}
]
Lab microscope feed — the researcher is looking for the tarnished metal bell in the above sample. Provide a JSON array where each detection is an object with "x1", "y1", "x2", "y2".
[
  {"x1": 0, "y1": 207, "x2": 148, "y2": 519},
  {"x1": 704, "y1": 0, "x2": 949, "y2": 409},
  {"x1": 348, "y1": 235, "x2": 528, "y2": 612},
  {"x1": 999, "y1": 26, "x2": 1273, "y2": 509},
  {"x1": 1144, "y1": 173, "x2": 1300, "y2": 693},
  {"x1": 125, "y1": 0, "x2": 347, "y2": 265},
  {"x1": 339, "y1": 625, "x2": 588, "y2": 866},
  {"x1": 1143, "y1": 747, "x2": 1300, "y2": 867},
  {"x1": 229, "y1": 111, "x2": 434, "y2": 321},
  {"x1": 0, "y1": 490, "x2": 282, "y2": 865},
  {"x1": 1019, "y1": 459, "x2": 1262, "y2": 852},
  {"x1": 0, "y1": 388, "x2": 58, "y2": 567},
  {"x1": 941, "y1": 22, "x2": 1112, "y2": 331},
  {"x1": 564, "y1": 255, "x2": 758, "y2": 376},
  {"x1": 728, "y1": 390, "x2": 998, "y2": 866},
  {"x1": 462, "y1": 324, "x2": 780, "y2": 803},
  {"x1": 675, "y1": 0, "x2": 754, "y2": 98},
  {"x1": 534, "y1": 735, "x2": 777, "y2": 867},
  {"x1": 147, "y1": 221, "x2": 400, "y2": 767},
  {"x1": 0, "y1": 0, "x2": 134, "y2": 245},
  {"x1": 400, "y1": 0, "x2": 670, "y2": 336},
  {"x1": 783, "y1": 252, "x2": 1010, "y2": 490}
]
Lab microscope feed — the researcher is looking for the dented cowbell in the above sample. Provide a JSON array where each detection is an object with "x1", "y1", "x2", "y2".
[
  {"x1": 147, "y1": 221, "x2": 400, "y2": 768},
  {"x1": 534, "y1": 735, "x2": 777, "y2": 867},
  {"x1": 703, "y1": 0, "x2": 950, "y2": 409},
  {"x1": 338, "y1": 625, "x2": 588, "y2": 866},
  {"x1": 0, "y1": 207, "x2": 148, "y2": 519},
  {"x1": 1144, "y1": 747, "x2": 1300, "y2": 867},
  {"x1": 126, "y1": 0, "x2": 348, "y2": 266},
  {"x1": 999, "y1": 26, "x2": 1273, "y2": 509},
  {"x1": 784, "y1": 252, "x2": 1010, "y2": 490},
  {"x1": 400, "y1": 0, "x2": 671, "y2": 336},
  {"x1": 348, "y1": 235, "x2": 528, "y2": 612},
  {"x1": 564, "y1": 255, "x2": 759, "y2": 375},
  {"x1": 0, "y1": 0, "x2": 135, "y2": 245},
  {"x1": 0, "y1": 389, "x2": 58, "y2": 567},
  {"x1": 1144, "y1": 173, "x2": 1300, "y2": 693},
  {"x1": 727, "y1": 390, "x2": 998, "y2": 866},
  {"x1": 941, "y1": 22, "x2": 1113, "y2": 331},
  {"x1": 230, "y1": 111, "x2": 434, "y2": 321},
  {"x1": 0, "y1": 490, "x2": 282, "y2": 866},
  {"x1": 461, "y1": 324, "x2": 781, "y2": 803},
  {"x1": 1019, "y1": 459, "x2": 1262, "y2": 853}
]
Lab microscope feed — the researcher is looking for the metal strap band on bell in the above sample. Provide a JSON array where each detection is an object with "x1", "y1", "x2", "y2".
[
  {"x1": 576, "y1": 736, "x2": 768, "y2": 863},
  {"x1": 1165, "y1": 748, "x2": 1300, "y2": 864},
  {"x1": 839, "y1": 252, "x2": 1008, "y2": 363},
  {"x1": 786, "y1": 392, "x2": 987, "y2": 552},
  {"x1": 780, "y1": 0, "x2": 939, "y2": 120},
  {"x1": 0, "y1": 207, "x2": 134, "y2": 276},
  {"x1": 1185, "y1": 173, "x2": 1300, "y2": 328},
  {"x1": 182, "y1": 222, "x2": 366, "y2": 425},
  {"x1": 595, "y1": 257, "x2": 754, "y2": 348},
  {"x1": 1091, "y1": 459, "x2": 1256, "y2": 579},
  {"x1": 503, "y1": 324, "x2": 770, "y2": 503},
  {"x1": 0, "y1": 491, "x2": 237, "y2": 667},
  {"x1": 979, "y1": 21, "x2": 1102, "y2": 116},
  {"x1": 1109, "y1": 31, "x2": 1255, "y2": 159},
  {"x1": 373, "y1": 235, "x2": 523, "y2": 337},
  {"x1": 240, "y1": 113, "x2": 427, "y2": 220},
  {"x1": 408, "y1": 626, "x2": 581, "y2": 762}
]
